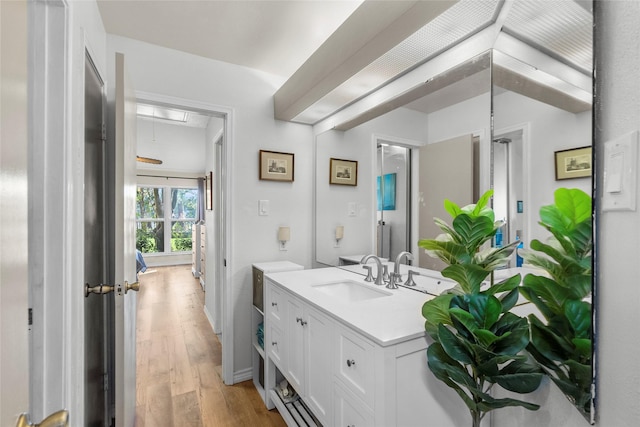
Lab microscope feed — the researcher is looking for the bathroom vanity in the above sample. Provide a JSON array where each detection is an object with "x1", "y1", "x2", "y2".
[{"x1": 260, "y1": 265, "x2": 476, "y2": 427}]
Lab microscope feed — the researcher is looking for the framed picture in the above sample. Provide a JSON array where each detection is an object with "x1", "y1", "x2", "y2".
[
  {"x1": 329, "y1": 158, "x2": 358, "y2": 186},
  {"x1": 259, "y1": 150, "x2": 294, "y2": 182},
  {"x1": 554, "y1": 146, "x2": 592, "y2": 180},
  {"x1": 205, "y1": 171, "x2": 213, "y2": 210}
]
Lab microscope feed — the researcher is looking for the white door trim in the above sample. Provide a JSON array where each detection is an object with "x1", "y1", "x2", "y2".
[{"x1": 134, "y1": 90, "x2": 235, "y2": 385}]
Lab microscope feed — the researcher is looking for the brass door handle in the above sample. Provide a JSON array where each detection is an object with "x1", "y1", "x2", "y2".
[
  {"x1": 17, "y1": 410, "x2": 68, "y2": 427},
  {"x1": 85, "y1": 281, "x2": 140, "y2": 297},
  {"x1": 125, "y1": 280, "x2": 140, "y2": 294},
  {"x1": 85, "y1": 284, "x2": 115, "y2": 297}
]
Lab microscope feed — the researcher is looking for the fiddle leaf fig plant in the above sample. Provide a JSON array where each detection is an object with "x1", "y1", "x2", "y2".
[
  {"x1": 519, "y1": 188, "x2": 593, "y2": 418},
  {"x1": 419, "y1": 190, "x2": 543, "y2": 427}
]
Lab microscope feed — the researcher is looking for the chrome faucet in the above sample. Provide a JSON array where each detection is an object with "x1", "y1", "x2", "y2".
[
  {"x1": 393, "y1": 251, "x2": 414, "y2": 283},
  {"x1": 360, "y1": 254, "x2": 385, "y2": 286}
]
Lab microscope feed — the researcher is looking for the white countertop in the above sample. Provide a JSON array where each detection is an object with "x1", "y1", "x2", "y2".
[
  {"x1": 265, "y1": 264, "x2": 543, "y2": 347},
  {"x1": 265, "y1": 266, "x2": 441, "y2": 347}
]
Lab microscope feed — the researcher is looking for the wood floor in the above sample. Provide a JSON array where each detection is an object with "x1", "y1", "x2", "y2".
[{"x1": 135, "y1": 265, "x2": 286, "y2": 427}]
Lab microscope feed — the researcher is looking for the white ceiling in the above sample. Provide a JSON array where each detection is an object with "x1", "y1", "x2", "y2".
[
  {"x1": 97, "y1": 0, "x2": 362, "y2": 80},
  {"x1": 99, "y1": 0, "x2": 593, "y2": 127}
]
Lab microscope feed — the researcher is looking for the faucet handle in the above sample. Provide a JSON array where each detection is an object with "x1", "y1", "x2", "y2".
[
  {"x1": 362, "y1": 265, "x2": 374, "y2": 282},
  {"x1": 404, "y1": 270, "x2": 420, "y2": 287},
  {"x1": 382, "y1": 264, "x2": 390, "y2": 283}
]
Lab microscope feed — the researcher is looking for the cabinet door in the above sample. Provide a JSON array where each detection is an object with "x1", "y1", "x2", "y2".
[
  {"x1": 267, "y1": 283, "x2": 286, "y2": 328},
  {"x1": 334, "y1": 382, "x2": 374, "y2": 427},
  {"x1": 305, "y1": 305, "x2": 333, "y2": 424},
  {"x1": 285, "y1": 296, "x2": 305, "y2": 392},
  {"x1": 336, "y1": 325, "x2": 376, "y2": 407},
  {"x1": 267, "y1": 324, "x2": 284, "y2": 369}
]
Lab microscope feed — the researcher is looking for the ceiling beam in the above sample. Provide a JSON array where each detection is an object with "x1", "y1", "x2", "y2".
[{"x1": 273, "y1": 0, "x2": 458, "y2": 121}]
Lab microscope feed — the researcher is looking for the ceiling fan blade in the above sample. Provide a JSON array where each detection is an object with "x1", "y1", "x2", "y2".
[{"x1": 136, "y1": 156, "x2": 163, "y2": 165}]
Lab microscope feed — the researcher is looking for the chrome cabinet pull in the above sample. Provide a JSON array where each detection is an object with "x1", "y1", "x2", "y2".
[{"x1": 346, "y1": 359, "x2": 356, "y2": 367}]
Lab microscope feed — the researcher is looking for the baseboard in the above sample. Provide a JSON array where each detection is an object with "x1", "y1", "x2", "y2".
[
  {"x1": 203, "y1": 305, "x2": 216, "y2": 332},
  {"x1": 234, "y1": 367, "x2": 252, "y2": 383}
]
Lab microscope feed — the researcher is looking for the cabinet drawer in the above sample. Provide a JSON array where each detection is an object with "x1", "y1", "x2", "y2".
[
  {"x1": 266, "y1": 284, "x2": 286, "y2": 328},
  {"x1": 335, "y1": 327, "x2": 375, "y2": 407},
  {"x1": 333, "y1": 381, "x2": 374, "y2": 427},
  {"x1": 267, "y1": 324, "x2": 285, "y2": 369}
]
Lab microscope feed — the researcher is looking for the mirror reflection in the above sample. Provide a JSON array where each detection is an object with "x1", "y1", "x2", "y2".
[{"x1": 314, "y1": 1, "x2": 593, "y2": 423}]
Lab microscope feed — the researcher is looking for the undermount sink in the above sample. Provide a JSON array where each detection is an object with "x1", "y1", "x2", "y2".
[{"x1": 312, "y1": 280, "x2": 392, "y2": 302}]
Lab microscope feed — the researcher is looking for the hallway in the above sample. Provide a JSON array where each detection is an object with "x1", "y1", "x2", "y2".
[{"x1": 135, "y1": 265, "x2": 286, "y2": 426}]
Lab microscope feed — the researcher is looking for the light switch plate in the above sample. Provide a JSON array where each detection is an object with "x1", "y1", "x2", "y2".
[
  {"x1": 258, "y1": 200, "x2": 269, "y2": 216},
  {"x1": 348, "y1": 202, "x2": 357, "y2": 217},
  {"x1": 603, "y1": 131, "x2": 638, "y2": 212}
]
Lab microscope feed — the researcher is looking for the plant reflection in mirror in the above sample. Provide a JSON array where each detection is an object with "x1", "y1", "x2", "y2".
[
  {"x1": 519, "y1": 188, "x2": 593, "y2": 419},
  {"x1": 419, "y1": 190, "x2": 543, "y2": 427}
]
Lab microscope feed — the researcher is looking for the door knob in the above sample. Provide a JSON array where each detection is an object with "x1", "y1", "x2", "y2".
[
  {"x1": 125, "y1": 280, "x2": 140, "y2": 294},
  {"x1": 85, "y1": 281, "x2": 140, "y2": 297},
  {"x1": 85, "y1": 283, "x2": 115, "y2": 297},
  {"x1": 16, "y1": 409, "x2": 68, "y2": 427}
]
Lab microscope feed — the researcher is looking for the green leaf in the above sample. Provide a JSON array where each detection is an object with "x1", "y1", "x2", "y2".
[
  {"x1": 529, "y1": 316, "x2": 573, "y2": 361},
  {"x1": 498, "y1": 287, "x2": 520, "y2": 313},
  {"x1": 491, "y1": 315, "x2": 530, "y2": 355},
  {"x1": 422, "y1": 294, "x2": 454, "y2": 338},
  {"x1": 452, "y1": 214, "x2": 496, "y2": 252},
  {"x1": 466, "y1": 294, "x2": 502, "y2": 329},
  {"x1": 485, "y1": 274, "x2": 521, "y2": 295},
  {"x1": 474, "y1": 189, "x2": 494, "y2": 214},
  {"x1": 441, "y1": 264, "x2": 489, "y2": 294},
  {"x1": 475, "y1": 390, "x2": 540, "y2": 412},
  {"x1": 439, "y1": 324, "x2": 475, "y2": 364},
  {"x1": 427, "y1": 343, "x2": 477, "y2": 410},
  {"x1": 444, "y1": 199, "x2": 462, "y2": 219},
  {"x1": 474, "y1": 328, "x2": 499, "y2": 347},
  {"x1": 572, "y1": 338, "x2": 592, "y2": 360},
  {"x1": 565, "y1": 300, "x2": 592, "y2": 339},
  {"x1": 449, "y1": 308, "x2": 478, "y2": 335}
]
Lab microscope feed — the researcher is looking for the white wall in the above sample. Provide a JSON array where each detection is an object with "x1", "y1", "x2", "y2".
[
  {"x1": 593, "y1": 1, "x2": 640, "y2": 425},
  {"x1": 106, "y1": 35, "x2": 314, "y2": 378}
]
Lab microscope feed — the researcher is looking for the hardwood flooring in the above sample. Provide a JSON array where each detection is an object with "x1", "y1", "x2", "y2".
[{"x1": 135, "y1": 265, "x2": 286, "y2": 427}]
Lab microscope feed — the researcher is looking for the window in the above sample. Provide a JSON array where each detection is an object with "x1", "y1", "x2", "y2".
[{"x1": 136, "y1": 186, "x2": 198, "y2": 254}]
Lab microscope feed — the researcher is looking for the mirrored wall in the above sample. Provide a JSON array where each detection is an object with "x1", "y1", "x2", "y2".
[{"x1": 314, "y1": 1, "x2": 593, "y2": 422}]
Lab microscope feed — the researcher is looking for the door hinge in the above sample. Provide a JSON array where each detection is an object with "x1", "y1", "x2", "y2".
[
  {"x1": 101, "y1": 123, "x2": 107, "y2": 141},
  {"x1": 103, "y1": 373, "x2": 109, "y2": 391},
  {"x1": 224, "y1": 258, "x2": 227, "y2": 267},
  {"x1": 28, "y1": 308, "x2": 33, "y2": 327}
]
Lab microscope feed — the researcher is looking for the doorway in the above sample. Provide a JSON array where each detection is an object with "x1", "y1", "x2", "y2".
[
  {"x1": 376, "y1": 143, "x2": 412, "y2": 262},
  {"x1": 132, "y1": 93, "x2": 233, "y2": 384}
]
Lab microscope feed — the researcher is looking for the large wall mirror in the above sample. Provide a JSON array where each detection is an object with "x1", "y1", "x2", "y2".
[{"x1": 314, "y1": 0, "x2": 593, "y2": 422}]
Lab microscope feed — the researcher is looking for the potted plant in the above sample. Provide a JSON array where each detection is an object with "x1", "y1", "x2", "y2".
[
  {"x1": 419, "y1": 190, "x2": 543, "y2": 427},
  {"x1": 518, "y1": 188, "x2": 593, "y2": 419}
]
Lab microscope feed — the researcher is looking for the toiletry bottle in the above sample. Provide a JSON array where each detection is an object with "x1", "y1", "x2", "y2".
[
  {"x1": 516, "y1": 236, "x2": 524, "y2": 267},
  {"x1": 495, "y1": 226, "x2": 503, "y2": 248}
]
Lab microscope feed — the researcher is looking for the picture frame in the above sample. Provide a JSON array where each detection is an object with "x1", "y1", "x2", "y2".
[
  {"x1": 554, "y1": 146, "x2": 592, "y2": 180},
  {"x1": 259, "y1": 150, "x2": 294, "y2": 182},
  {"x1": 329, "y1": 158, "x2": 358, "y2": 186},
  {"x1": 205, "y1": 171, "x2": 213, "y2": 210}
]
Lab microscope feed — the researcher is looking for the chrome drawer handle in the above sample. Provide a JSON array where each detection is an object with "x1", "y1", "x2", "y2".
[
  {"x1": 272, "y1": 341, "x2": 277, "y2": 346},
  {"x1": 346, "y1": 359, "x2": 356, "y2": 367}
]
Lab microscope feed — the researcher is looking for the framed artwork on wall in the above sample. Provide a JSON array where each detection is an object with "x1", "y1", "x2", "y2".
[
  {"x1": 555, "y1": 146, "x2": 592, "y2": 180},
  {"x1": 329, "y1": 158, "x2": 358, "y2": 186},
  {"x1": 259, "y1": 150, "x2": 294, "y2": 182},
  {"x1": 205, "y1": 171, "x2": 213, "y2": 210}
]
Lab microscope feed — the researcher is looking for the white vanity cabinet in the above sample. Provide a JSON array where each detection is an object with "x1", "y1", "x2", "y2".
[
  {"x1": 263, "y1": 268, "x2": 473, "y2": 427},
  {"x1": 275, "y1": 288, "x2": 333, "y2": 425}
]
